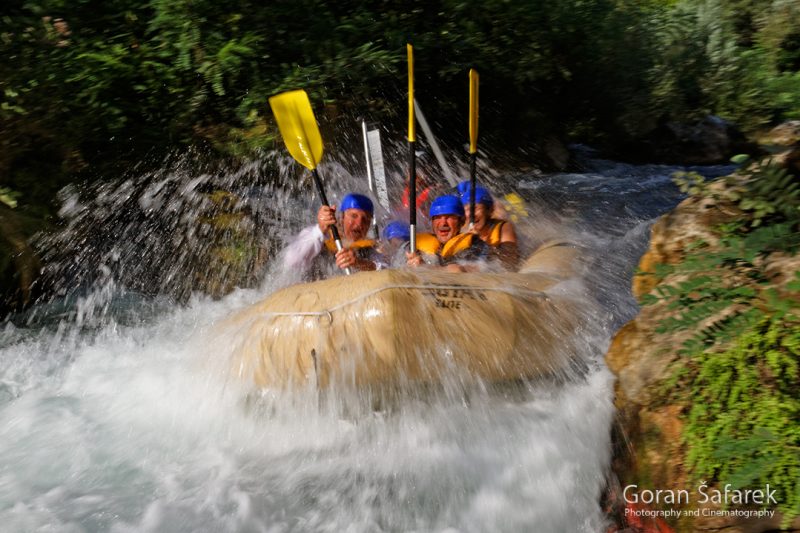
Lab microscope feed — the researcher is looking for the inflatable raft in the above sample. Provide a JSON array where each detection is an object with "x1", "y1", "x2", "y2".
[{"x1": 226, "y1": 241, "x2": 585, "y2": 389}]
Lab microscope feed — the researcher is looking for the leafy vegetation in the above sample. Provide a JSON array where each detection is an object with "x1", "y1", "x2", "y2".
[
  {"x1": 640, "y1": 158, "x2": 800, "y2": 520},
  {"x1": 689, "y1": 314, "x2": 800, "y2": 522},
  {"x1": 648, "y1": 0, "x2": 800, "y2": 133},
  {"x1": 3, "y1": 0, "x2": 799, "y2": 206}
]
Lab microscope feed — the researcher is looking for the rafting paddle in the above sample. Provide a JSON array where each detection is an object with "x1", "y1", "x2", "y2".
[
  {"x1": 362, "y1": 119, "x2": 389, "y2": 239},
  {"x1": 468, "y1": 69, "x2": 479, "y2": 230},
  {"x1": 269, "y1": 89, "x2": 350, "y2": 275},
  {"x1": 407, "y1": 43, "x2": 417, "y2": 253},
  {"x1": 414, "y1": 99, "x2": 457, "y2": 188}
]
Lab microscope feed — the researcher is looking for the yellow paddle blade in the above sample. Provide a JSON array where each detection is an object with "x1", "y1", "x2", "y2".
[
  {"x1": 407, "y1": 44, "x2": 416, "y2": 142},
  {"x1": 269, "y1": 89, "x2": 323, "y2": 170},
  {"x1": 469, "y1": 69, "x2": 479, "y2": 154}
]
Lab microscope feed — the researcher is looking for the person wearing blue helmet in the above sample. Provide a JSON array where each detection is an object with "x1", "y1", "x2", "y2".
[
  {"x1": 383, "y1": 220, "x2": 410, "y2": 242},
  {"x1": 381, "y1": 220, "x2": 411, "y2": 267},
  {"x1": 406, "y1": 194, "x2": 488, "y2": 271},
  {"x1": 283, "y1": 192, "x2": 385, "y2": 279},
  {"x1": 460, "y1": 184, "x2": 519, "y2": 269}
]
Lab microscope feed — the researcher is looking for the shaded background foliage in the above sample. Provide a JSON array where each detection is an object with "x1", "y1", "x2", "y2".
[{"x1": 1, "y1": 0, "x2": 800, "y2": 311}]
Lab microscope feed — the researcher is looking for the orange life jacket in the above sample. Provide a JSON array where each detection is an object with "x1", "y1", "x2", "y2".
[
  {"x1": 412, "y1": 233, "x2": 485, "y2": 264},
  {"x1": 483, "y1": 220, "x2": 507, "y2": 246},
  {"x1": 440, "y1": 233, "x2": 477, "y2": 259},
  {"x1": 414, "y1": 233, "x2": 441, "y2": 255},
  {"x1": 324, "y1": 238, "x2": 376, "y2": 254}
]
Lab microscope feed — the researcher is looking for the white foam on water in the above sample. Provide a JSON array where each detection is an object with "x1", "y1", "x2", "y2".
[{"x1": 0, "y1": 278, "x2": 618, "y2": 533}]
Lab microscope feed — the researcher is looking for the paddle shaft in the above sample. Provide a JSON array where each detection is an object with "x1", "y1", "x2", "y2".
[
  {"x1": 408, "y1": 141, "x2": 417, "y2": 252},
  {"x1": 312, "y1": 168, "x2": 350, "y2": 275},
  {"x1": 468, "y1": 68, "x2": 479, "y2": 230},
  {"x1": 407, "y1": 43, "x2": 416, "y2": 253},
  {"x1": 469, "y1": 152, "x2": 477, "y2": 229}
]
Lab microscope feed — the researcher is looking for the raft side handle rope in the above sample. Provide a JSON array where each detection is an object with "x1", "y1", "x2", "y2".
[
  {"x1": 265, "y1": 310, "x2": 334, "y2": 324},
  {"x1": 260, "y1": 283, "x2": 550, "y2": 319}
]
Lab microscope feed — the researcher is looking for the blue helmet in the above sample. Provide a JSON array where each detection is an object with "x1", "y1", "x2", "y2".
[
  {"x1": 340, "y1": 193, "x2": 374, "y2": 215},
  {"x1": 457, "y1": 180, "x2": 470, "y2": 194},
  {"x1": 460, "y1": 185, "x2": 494, "y2": 209},
  {"x1": 383, "y1": 221, "x2": 410, "y2": 241},
  {"x1": 429, "y1": 195, "x2": 465, "y2": 218}
]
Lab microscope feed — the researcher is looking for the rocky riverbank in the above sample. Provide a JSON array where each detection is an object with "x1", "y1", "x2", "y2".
[{"x1": 606, "y1": 122, "x2": 800, "y2": 532}]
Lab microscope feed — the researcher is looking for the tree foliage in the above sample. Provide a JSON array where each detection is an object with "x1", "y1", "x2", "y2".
[
  {"x1": 648, "y1": 0, "x2": 800, "y2": 133},
  {"x1": 2, "y1": 0, "x2": 799, "y2": 203}
]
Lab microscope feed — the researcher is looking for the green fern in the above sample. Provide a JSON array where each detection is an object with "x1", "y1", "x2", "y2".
[{"x1": 683, "y1": 317, "x2": 800, "y2": 523}]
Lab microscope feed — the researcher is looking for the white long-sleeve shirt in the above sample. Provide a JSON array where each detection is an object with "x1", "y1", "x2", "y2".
[
  {"x1": 281, "y1": 224, "x2": 387, "y2": 277},
  {"x1": 282, "y1": 224, "x2": 326, "y2": 272}
]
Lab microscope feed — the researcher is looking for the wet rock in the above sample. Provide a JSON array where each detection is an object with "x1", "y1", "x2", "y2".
[
  {"x1": 541, "y1": 135, "x2": 571, "y2": 171},
  {"x1": 628, "y1": 115, "x2": 757, "y2": 165},
  {"x1": 760, "y1": 121, "x2": 800, "y2": 175},
  {"x1": 605, "y1": 192, "x2": 723, "y2": 531},
  {"x1": 632, "y1": 192, "x2": 741, "y2": 298},
  {"x1": 759, "y1": 120, "x2": 800, "y2": 147}
]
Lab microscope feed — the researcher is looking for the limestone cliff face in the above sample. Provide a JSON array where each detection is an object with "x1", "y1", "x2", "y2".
[{"x1": 606, "y1": 122, "x2": 800, "y2": 532}]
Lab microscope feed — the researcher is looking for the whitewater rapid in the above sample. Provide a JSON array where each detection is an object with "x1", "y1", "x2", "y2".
[{"x1": 0, "y1": 286, "x2": 616, "y2": 532}]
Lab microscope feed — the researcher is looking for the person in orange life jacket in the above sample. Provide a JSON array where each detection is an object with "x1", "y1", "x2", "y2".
[
  {"x1": 406, "y1": 194, "x2": 488, "y2": 272},
  {"x1": 455, "y1": 180, "x2": 510, "y2": 221},
  {"x1": 282, "y1": 193, "x2": 385, "y2": 278},
  {"x1": 460, "y1": 184, "x2": 519, "y2": 269}
]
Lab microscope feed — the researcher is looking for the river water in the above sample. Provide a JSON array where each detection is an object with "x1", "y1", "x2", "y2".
[{"x1": 0, "y1": 150, "x2": 732, "y2": 533}]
